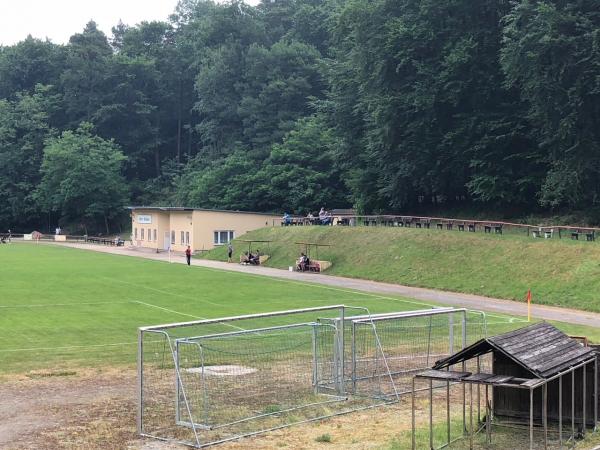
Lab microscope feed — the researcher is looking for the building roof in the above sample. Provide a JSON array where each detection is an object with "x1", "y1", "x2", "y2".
[
  {"x1": 127, "y1": 206, "x2": 280, "y2": 217},
  {"x1": 433, "y1": 322, "x2": 596, "y2": 379}
]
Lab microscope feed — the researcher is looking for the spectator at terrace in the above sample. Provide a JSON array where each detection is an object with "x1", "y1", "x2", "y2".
[
  {"x1": 319, "y1": 207, "x2": 332, "y2": 225},
  {"x1": 283, "y1": 212, "x2": 292, "y2": 226}
]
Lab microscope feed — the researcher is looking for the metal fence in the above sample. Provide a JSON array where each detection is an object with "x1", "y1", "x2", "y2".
[{"x1": 138, "y1": 305, "x2": 487, "y2": 447}]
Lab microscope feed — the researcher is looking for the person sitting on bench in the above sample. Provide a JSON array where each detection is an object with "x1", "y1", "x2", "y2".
[
  {"x1": 296, "y1": 253, "x2": 308, "y2": 271},
  {"x1": 249, "y1": 252, "x2": 260, "y2": 265}
]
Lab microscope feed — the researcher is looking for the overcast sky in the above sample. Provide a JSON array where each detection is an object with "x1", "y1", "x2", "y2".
[{"x1": 0, "y1": 0, "x2": 259, "y2": 46}]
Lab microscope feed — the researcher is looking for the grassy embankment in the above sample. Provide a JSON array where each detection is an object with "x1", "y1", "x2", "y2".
[{"x1": 201, "y1": 226, "x2": 600, "y2": 312}]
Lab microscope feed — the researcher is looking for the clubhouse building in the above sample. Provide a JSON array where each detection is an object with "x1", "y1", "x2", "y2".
[{"x1": 128, "y1": 206, "x2": 280, "y2": 252}]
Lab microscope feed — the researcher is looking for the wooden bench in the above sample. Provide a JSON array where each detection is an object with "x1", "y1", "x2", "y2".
[
  {"x1": 484, "y1": 223, "x2": 503, "y2": 234},
  {"x1": 306, "y1": 260, "x2": 332, "y2": 272},
  {"x1": 571, "y1": 230, "x2": 595, "y2": 241},
  {"x1": 532, "y1": 228, "x2": 553, "y2": 239}
]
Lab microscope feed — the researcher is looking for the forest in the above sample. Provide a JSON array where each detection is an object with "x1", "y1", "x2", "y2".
[{"x1": 1, "y1": 0, "x2": 599, "y2": 233}]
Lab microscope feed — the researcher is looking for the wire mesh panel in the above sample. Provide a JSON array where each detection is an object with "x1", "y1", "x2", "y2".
[
  {"x1": 138, "y1": 305, "x2": 488, "y2": 448},
  {"x1": 174, "y1": 323, "x2": 345, "y2": 443},
  {"x1": 351, "y1": 309, "x2": 487, "y2": 399}
]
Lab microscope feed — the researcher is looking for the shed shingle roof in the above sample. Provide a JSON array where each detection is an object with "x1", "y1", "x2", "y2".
[{"x1": 434, "y1": 322, "x2": 596, "y2": 378}]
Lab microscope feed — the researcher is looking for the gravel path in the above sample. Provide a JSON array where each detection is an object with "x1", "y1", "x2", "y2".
[{"x1": 52, "y1": 242, "x2": 600, "y2": 329}]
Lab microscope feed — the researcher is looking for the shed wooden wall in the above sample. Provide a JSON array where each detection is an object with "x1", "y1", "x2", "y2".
[{"x1": 493, "y1": 351, "x2": 598, "y2": 426}]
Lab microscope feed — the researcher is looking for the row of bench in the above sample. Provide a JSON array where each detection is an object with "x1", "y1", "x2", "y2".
[
  {"x1": 531, "y1": 228, "x2": 595, "y2": 241},
  {"x1": 86, "y1": 237, "x2": 125, "y2": 246}
]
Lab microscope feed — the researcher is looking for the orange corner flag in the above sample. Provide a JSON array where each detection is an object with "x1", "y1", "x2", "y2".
[{"x1": 526, "y1": 289, "x2": 532, "y2": 322}]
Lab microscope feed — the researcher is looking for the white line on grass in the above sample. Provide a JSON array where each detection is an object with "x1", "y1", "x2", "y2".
[
  {"x1": 99, "y1": 276, "x2": 223, "y2": 307},
  {"x1": 133, "y1": 301, "x2": 246, "y2": 331},
  {"x1": 0, "y1": 341, "x2": 137, "y2": 353},
  {"x1": 0, "y1": 301, "x2": 134, "y2": 308}
]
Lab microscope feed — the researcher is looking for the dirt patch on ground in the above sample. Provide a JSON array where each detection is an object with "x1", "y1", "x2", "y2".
[{"x1": 0, "y1": 367, "x2": 449, "y2": 450}]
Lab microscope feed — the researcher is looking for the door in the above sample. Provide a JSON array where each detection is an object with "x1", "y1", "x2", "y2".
[{"x1": 164, "y1": 231, "x2": 170, "y2": 250}]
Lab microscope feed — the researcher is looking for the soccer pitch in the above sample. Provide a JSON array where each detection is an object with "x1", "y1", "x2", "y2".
[{"x1": 0, "y1": 243, "x2": 593, "y2": 375}]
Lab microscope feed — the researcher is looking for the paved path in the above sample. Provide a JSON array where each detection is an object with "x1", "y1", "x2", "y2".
[{"x1": 53, "y1": 242, "x2": 600, "y2": 329}]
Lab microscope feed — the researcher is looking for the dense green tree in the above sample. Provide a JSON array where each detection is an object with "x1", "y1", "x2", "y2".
[
  {"x1": 0, "y1": 37, "x2": 65, "y2": 99},
  {"x1": 0, "y1": 85, "x2": 58, "y2": 230},
  {"x1": 2, "y1": 0, "x2": 600, "y2": 231},
  {"x1": 60, "y1": 21, "x2": 113, "y2": 126},
  {"x1": 501, "y1": 0, "x2": 600, "y2": 208},
  {"x1": 35, "y1": 123, "x2": 129, "y2": 233},
  {"x1": 252, "y1": 114, "x2": 348, "y2": 212}
]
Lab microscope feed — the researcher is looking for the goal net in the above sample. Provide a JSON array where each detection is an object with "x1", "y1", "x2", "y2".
[{"x1": 138, "y1": 305, "x2": 486, "y2": 447}]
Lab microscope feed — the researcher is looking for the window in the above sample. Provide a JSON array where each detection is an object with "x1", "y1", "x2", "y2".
[
  {"x1": 148, "y1": 228, "x2": 151, "y2": 241},
  {"x1": 134, "y1": 228, "x2": 138, "y2": 240},
  {"x1": 153, "y1": 229, "x2": 157, "y2": 242},
  {"x1": 141, "y1": 228, "x2": 145, "y2": 240},
  {"x1": 171, "y1": 230, "x2": 175, "y2": 245},
  {"x1": 181, "y1": 231, "x2": 185, "y2": 245},
  {"x1": 213, "y1": 230, "x2": 234, "y2": 245},
  {"x1": 185, "y1": 232, "x2": 190, "y2": 245}
]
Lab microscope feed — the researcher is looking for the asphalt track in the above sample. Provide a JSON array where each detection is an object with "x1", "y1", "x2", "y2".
[{"x1": 49, "y1": 242, "x2": 600, "y2": 329}]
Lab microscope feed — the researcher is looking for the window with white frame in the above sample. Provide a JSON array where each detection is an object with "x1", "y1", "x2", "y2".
[
  {"x1": 141, "y1": 228, "x2": 145, "y2": 240},
  {"x1": 181, "y1": 231, "x2": 185, "y2": 245},
  {"x1": 171, "y1": 230, "x2": 175, "y2": 245},
  {"x1": 185, "y1": 232, "x2": 190, "y2": 244},
  {"x1": 213, "y1": 230, "x2": 234, "y2": 245},
  {"x1": 148, "y1": 228, "x2": 152, "y2": 241},
  {"x1": 153, "y1": 229, "x2": 157, "y2": 242},
  {"x1": 134, "y1": 228, "x2": 138, "y2": 240}
]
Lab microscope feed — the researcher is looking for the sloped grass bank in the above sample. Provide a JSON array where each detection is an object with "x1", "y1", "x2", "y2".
[{"x1": 201, "y1": 226, "x2": 600, "y2": 312}]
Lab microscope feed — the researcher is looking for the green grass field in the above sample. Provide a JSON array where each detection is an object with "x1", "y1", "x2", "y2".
[
  {"x1": 202, "y1": 226, "x2": 600, "y2": 312},
  {"x1": 0, "y1": 242, "x2": 599, "y2": 376}
]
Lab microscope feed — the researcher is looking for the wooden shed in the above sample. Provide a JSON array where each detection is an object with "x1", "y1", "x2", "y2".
[{"x1": 413, "y1": 322, "x2": 599, "y2": 449}]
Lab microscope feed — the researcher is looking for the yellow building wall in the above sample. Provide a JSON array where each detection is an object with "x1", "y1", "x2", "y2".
[
  {"x1": 131, "y1": 210, "x2": 169, "y2": 250},
  {"x1": 131, "y1": 209, "x2": 279, "y2": 252},
  {"x1": 192, "y1": 210, "x2": 279, "y2": 251},
  {"x1": 168, "y1": 212, "x2": 194, "y2": 252}
]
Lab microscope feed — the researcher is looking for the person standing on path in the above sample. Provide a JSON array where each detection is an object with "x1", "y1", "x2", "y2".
[
  {"x1": 227, "y1": 243, "x2": 233, "y2": 263},
  {"x1": 185, "y1": 246, "x2": 192, "y2": 266}
]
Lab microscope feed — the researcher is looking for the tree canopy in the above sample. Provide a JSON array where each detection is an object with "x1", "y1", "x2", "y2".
[{"x1": 1, "y1": 0, "x2": 599, "y2": 233}]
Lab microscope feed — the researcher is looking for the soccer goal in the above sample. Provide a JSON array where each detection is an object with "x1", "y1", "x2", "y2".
[{"x1": 138, "y1": 305, "x2": 487, "y2": 447}]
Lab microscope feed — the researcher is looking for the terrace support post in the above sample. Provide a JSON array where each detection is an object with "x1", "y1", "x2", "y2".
[
  {"x1": 572, "y1": 370, "x2": 575, "y2": 443},
  {"x1": 412, "y1": 377, "x2": 416, "y2": 450},
  {"x1": 559, "y1": 375, "x2": 563, "y2": 447},
  {"x1": 543, "y1": 383, "x2": 548, "y2": 450},
  {"x1": 583, "y1": 364, "x2": 587, "y2": 436},
  {"x1": 137, "y1": 328, "x2": 143, "y2": 435},
  {"x1": 430, "y1": 379, "x2": 434, "y2": 450},
  {"x1": 530, "y1": 387, "x2": 534, "y2": 450},
  {"x1": 469, "y1": 382, "x2": 474, "y2": 450}
]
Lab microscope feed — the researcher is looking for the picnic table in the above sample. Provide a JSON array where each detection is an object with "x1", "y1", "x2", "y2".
[{"x1": 570, "y1": 229, "x2": 595, "y2": 241}]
